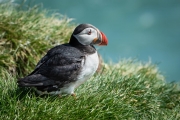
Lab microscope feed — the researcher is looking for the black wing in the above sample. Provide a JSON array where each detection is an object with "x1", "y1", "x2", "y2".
[{"x1": 18, "y1": 44, "x2": 84, "y2": 90}]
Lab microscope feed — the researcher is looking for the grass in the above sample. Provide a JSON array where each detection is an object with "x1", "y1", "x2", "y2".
[
  {"x1": 0, "y1": 1, "x2": 74, "y2": 76},
  {"x1": 0, "y1": 60, "x2": 180, "y2": 119},
  {"x1": 0, "y1": 2, "x2": 180, "y2": 120}
]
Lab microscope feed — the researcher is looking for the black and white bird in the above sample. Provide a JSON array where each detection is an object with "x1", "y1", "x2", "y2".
[{"x1": 18, "y1": 23, "x2": 108, "y2": 97}]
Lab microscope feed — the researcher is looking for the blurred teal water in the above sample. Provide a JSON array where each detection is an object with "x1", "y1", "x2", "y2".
[{"x1": 24, "y1": 0, "x2": 180, "y2": 81}]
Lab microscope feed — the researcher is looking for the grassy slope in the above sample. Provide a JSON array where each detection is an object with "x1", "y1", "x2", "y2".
[
  {"x1": 1, "y1": 61, "x2": 180, "y2": 120},
  {"x1": 0, "y1": 2, "x2": 180, "y2": 120}
]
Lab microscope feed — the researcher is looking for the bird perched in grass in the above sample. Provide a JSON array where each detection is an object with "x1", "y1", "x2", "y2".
[{"x1": 18, "y1": 23, "x2": 108, "y2": 97}]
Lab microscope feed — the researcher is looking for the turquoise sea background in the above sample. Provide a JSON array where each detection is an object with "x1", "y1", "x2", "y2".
[{"x1": 21, "y1": 0, "x2": 180, "y2": 82}]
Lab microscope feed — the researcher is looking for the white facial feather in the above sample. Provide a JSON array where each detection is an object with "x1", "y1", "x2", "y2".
[{"x1": 73, "y1": 28, "x2": 98, "y2": 45}]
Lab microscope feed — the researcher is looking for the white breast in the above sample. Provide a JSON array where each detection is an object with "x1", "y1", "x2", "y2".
[{"x1": 75, "y1": 51, "x2": 99, "y2": 88}]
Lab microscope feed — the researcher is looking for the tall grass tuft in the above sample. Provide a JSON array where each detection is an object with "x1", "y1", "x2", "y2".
[{"x1": 0, "y1": 2, "x2": 74, "y2": 76}]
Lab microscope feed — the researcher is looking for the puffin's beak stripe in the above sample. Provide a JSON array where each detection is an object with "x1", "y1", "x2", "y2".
[{"x1": 99, "y1": 31, "x2": 108, "y2": 46}]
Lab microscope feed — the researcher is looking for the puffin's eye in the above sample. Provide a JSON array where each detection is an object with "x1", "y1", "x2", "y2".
[{"x1": 87, "y1": 29, "x2": 91, "y2": 35}]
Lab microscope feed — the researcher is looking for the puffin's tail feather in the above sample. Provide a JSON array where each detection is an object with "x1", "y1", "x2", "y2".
[{"x1": 17, "y1": 74, "x2": 55, "y2": 87}]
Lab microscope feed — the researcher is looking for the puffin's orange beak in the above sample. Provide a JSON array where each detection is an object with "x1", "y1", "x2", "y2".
[{"x1": 99, "y1": 31, "x2": 108, "y2": 46}]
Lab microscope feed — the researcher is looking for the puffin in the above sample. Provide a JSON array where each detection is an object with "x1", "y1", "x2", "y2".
[{"x1": 18, "y1": 23, "x2": 108, "y2": 97}]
